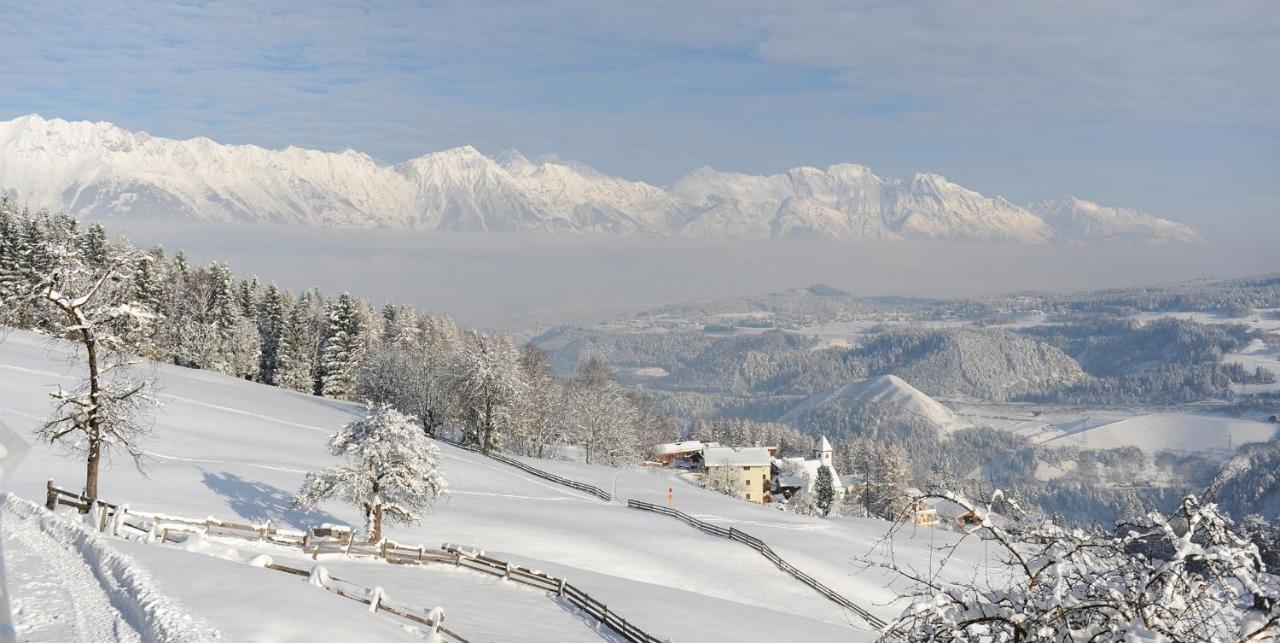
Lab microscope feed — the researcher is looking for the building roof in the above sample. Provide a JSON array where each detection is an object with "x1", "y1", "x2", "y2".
[
  {"x1": 816, "y1": 436, "x2": 832, "y2": 452},
  {"x1": 773, "y1": 456, "x2": 842, "y2": 491},
  {"x1": 702, "y1": 446, "x2": 773, "y2": 468},
  {"x1": 657, "y1": 440, "x2": 705, "y2": 456}
]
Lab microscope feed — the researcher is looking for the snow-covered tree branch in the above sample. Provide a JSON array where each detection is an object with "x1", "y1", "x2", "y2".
[
  {"x1": 0, "y1": 212, "x2": 159, "y2": 505},
  {"x1": 871, "y1": 488, "x2": 1280, "y2": 642}
]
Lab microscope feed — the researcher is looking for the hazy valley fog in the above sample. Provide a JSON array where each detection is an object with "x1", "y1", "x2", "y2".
[{"x1": 101, "y1": 219, "x2": 1280, "y2": 332}]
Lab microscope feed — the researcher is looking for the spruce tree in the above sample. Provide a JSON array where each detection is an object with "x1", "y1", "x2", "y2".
[
  {"x1": 257, "y1": 284, "x2": 286, "y2": 384},
  {"x1": 80, "y1": 222, "x2": 109, "y2": 268},
  {"x1": 276, "y1": 298, "x2": 316, "y2": 394},
  {"x1": 319, "y1": 292, "x2": 365, "y2": 399},
  {"x1": 238, "y1": 276, "x2": 260, "y2": 320},
  {"x1": 208, "y1": 262, "x2": 239, "y2": 373},
  {"x1": 815, "y1": 465, "x2": 835, "y2": 516}
]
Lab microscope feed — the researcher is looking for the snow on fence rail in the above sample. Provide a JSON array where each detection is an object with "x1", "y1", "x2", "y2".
[
  {"x1": 45, "y1": 481, "x2": 663, "y2": 643},
  {"x1": 626, "y1": 499, "x2": 890, "y2": 632},
  {"x1": 432, "y1": 436, "x2": 613, "y2": 502},
  {"x1": 45, "y1": 480, "x2": 463, "y2": 641}
]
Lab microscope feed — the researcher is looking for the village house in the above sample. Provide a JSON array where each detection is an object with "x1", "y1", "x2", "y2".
[
  {"x1": 903, "y1": 491, "x2": 941, "y2": 528},
  {"x1": 655, "y1": 440, "x2": 712, "y2": 467},
  {"x1": 701, "y1": 446, "x2": 774, "y2": 504}
]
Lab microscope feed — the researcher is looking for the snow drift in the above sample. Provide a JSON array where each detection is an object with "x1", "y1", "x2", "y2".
[{"x1": 0, "y1": 493, "x2": 221, "y2": 642}]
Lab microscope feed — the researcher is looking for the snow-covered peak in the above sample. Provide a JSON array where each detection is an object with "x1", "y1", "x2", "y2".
[
  {"x1": 1030, "y1": 196, "x2": 1204, "y2": 244},
  {"x1": 0, "y1": 114, "x2": 148, "y2": 154},
  {"x1": 496, "y1": 149, "x2": 536, "y2": 176},
  {"x1": 0, "y1": 114, "x2": 1203, "y2": 243}
]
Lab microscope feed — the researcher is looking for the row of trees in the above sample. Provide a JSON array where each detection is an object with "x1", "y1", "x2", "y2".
[
  {"x1": 0, "y1": 204, "x2": 679, "y2": 502},
  {"x1": 687, "y1": 417, "x2": 815, "y2": 458}
]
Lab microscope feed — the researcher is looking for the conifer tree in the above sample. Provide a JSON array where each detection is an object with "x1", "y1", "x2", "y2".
[
  {"x1": 257, "y1": 284, "x2": 286, "y2": 384},
  {"x1": 238, "y1": 276, "x2": 260, "y2": 320},
  {"x1": 80, "y1": 222, "x2": 109, "y2": 268},
  {"x1": 815, "y1": 465, "x2": 835, "y2": 516},
  {"x1": 319, "y1": 293, "x2": 365, "y2": 399},
  {"x1": 276, "y1": 298, "x2": 317, "y2": 394}
]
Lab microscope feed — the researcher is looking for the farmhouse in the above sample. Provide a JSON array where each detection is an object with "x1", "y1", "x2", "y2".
[
  {"x1": 701, "y1": 446, "x2": 774, "y2": 504},
  {"x1": 655, "y1": 440, "x2": 711, "y2": 467}
]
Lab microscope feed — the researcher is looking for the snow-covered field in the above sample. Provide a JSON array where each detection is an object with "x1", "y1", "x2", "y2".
[
  {"x1": 0, "y1": 330, "x2": 983, "y2": 641},
  {"x1": 1042, "y1": 413, "x2": 1279, "y2": 454}
]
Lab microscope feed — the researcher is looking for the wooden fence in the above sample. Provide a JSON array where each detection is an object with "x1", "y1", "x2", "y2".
[
  {"x1": 433, "y1": 436, "x2": 613, "y2": 502},
  {"x1": 46, "y1": 482, "x2": 463, "y2": 640},
  {"x1": 627, "y1": 499, "x2": 889, "y2": 631},
  {"x1": 45, "y1": 481, "x2": 663, "y2": 643}
]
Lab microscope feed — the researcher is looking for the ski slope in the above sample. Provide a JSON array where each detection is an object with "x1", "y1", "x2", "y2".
[{"x1": 0, "y1": 329, "x2": 982, "y2": 641}]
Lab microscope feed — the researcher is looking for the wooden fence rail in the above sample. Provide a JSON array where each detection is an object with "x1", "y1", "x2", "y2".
[
  {"x1": 627, "y1": 499, "x2": 890, "y2": 631},
  {"x1": 45, "y1": 481, "x2": 663, "y2": 643},
  {"x1": 432, "y1": 436, "x2": 613, "y2": 502}
]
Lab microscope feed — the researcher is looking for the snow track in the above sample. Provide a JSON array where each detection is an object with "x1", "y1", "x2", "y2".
[
  {"x1": 157, "y1": 393, "x2": 334, "y2": 433},
  {"x1": 142, "y1": 450, "x2": 310, "y2": 474},
  {"x1": 5, "y1": 518, "x2": 141, "y2": 643},
  {"x1": 0, "y1": 494, "x2": 220, "y2": 642},
  {"x1": 439, "y1": 450, "x2": 608, "y2": 503}
]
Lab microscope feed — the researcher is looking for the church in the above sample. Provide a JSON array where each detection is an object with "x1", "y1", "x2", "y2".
[{"x1": 771, "y1": 436, "x2": 843, "y2": 501}]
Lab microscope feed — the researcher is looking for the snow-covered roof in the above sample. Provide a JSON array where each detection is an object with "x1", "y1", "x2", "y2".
[
  {"x1": 816, "y1": 436, "x2": 832, "y2": 452},
  {"x1": 772, "y1": 456, "x2": 842, "y2": 491},
  {"x1": 702, "y1": 446, "x2": 773, "y2": 468},
  {"x1": 657, "y1": 440, "x2": 705, "y2": 455},
  {"x1": 776, "y1": 473, "x2": 806, "y2": 489}
]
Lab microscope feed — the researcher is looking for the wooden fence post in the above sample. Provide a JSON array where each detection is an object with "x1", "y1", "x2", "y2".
[{"x1": 45, "y1": 479, "x2": 56, "y2": 510}]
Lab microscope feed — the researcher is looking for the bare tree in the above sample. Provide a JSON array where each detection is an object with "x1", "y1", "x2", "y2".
[
  {"x1": 445, "y1": 331, "x2": 525, "y2": 452},
  {"x1": 3, "y1": 222, "x2": 157, "y2": 505},
  {"x1": 563, "y1": 359, "x2": 638, "y2": 465}
]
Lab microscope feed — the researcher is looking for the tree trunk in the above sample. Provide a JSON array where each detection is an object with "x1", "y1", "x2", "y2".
[
  {"x1": 421, "y1": 409, "x2": 436, "y2": 438},
  {"x1": 483, "y1": 396, "x2": 493, "y2": 453},
  {"x1": 370, "y1": 503, "x2": 383, "y2": 543},
  {"x1": 82, "y1": 328, "x2": 103, "y2": 509},
  {"x1": 368, "y1": 479, "x2": 383, "y2": 542},
  {"x1": 84, "y1": 438, "x2": 100, "y2": 509}
]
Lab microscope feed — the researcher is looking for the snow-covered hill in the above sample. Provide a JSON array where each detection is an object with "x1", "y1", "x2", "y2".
[
  {"x1": 0, "y1": 328, "x2": 980, "y2": 641},
  {"x1": 0, "y1": 114, "x2": 1201, "y2": 243},
  {"x1": 780, "y1": 375, "x2": 960, "y2": 431}
]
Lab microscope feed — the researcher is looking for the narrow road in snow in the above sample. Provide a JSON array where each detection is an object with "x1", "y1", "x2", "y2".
[{"x1": 2, "y1": 516, "x2": 142, "y2": 643}]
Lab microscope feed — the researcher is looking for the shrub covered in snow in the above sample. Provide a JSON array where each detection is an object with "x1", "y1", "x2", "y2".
[{"x1": 873, "y1": 489, "x2": 1280, "y2": 641}]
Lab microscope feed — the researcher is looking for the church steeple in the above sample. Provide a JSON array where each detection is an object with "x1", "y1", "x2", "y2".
[{"x1": 815, "y1": 436, "x2": 832, "y2": 467}]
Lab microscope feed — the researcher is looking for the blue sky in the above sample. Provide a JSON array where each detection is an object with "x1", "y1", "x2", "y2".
[{"x1": 2, "y1": 1, "x2": 1276, "y2": 230}]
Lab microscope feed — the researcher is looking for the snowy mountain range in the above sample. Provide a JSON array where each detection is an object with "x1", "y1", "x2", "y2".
[{"x1": 0, "y1": 114, "x2": 1202, "y2": 244}]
